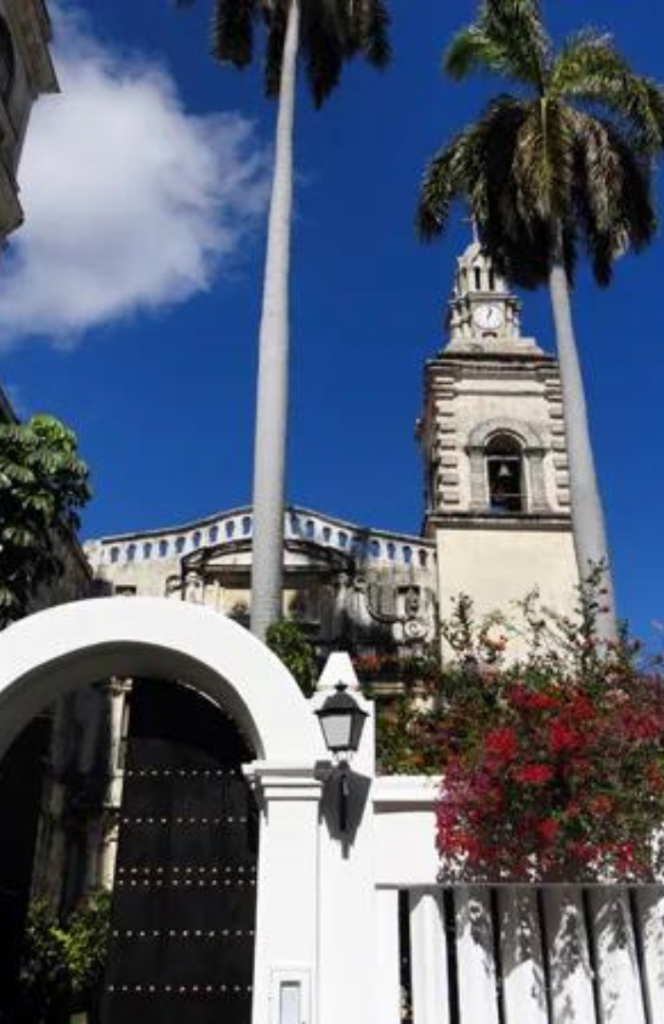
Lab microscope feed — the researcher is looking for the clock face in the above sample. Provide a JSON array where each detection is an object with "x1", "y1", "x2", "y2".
[{"x1": 473, "y1": 303, "x2": 504, "y2": 331}]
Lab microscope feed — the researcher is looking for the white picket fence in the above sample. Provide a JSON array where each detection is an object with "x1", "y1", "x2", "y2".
[{"x1": 375, "y1": 885, "x2": 664, "y2": 1024}]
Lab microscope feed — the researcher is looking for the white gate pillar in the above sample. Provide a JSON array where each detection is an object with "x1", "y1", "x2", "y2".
[
  {"x1": 314, "y1": 653, "x2": 378, "y2": 1024},
  {"x1": 247, "y1": 763, "x2": 323, "y2": 1024}
]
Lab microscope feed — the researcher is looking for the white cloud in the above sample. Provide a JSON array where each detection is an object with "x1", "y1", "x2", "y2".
[{"x1": 0, "y1": 3, "x2": 270, "y2": 347}]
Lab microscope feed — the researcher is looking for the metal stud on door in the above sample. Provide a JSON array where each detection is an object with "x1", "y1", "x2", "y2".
[{"x1": 100, "y1": 679, "x2": 258, "y2": 1024}]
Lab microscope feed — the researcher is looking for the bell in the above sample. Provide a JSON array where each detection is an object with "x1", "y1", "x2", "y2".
[{"x1": 497, "y1": 462, "x2": 512, "y2": 479}]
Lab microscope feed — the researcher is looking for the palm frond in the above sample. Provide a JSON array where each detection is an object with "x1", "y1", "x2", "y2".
[
  {"x1": 300, "y1": 0, "x2": 344, "y2": 107},
  {"x1": 552, "y1": 31, "x2": 664, "y2": 153},
  {"x1": 211, "y1": 0, "x2": 259, "y2": 68},
  {"x1": 353, "y1": 0, "x2": 391, "y2": 69},
  {"x1": 445, "y1": 0, "x2": 549, "y2": 90},
  {"x1": 512, "y1": 100, "x2": 575, "y2": 224},
  {"x1": 570, "y1": 112, "x2": 657, "y2": 285},
  {"x1": 264, "y1": 1, "x2": 288, "y2": 98},
  {"x1": 417, "y1": 129, "x2": 477, "y2": 241}
]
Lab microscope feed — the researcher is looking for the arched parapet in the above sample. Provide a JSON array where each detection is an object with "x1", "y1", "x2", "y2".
[
  {"x1": 0, "y1": 597, "x2": 321, "y2": 764},
  {"x1": 466, "y1": 418, "x2": 550, "y2": 513},
  {"x1": 466, "y1": 417, "x2": 547, "y2": 454}
]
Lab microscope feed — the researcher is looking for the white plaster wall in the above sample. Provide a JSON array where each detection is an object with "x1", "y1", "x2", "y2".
[
  {"x1": 373, "y1": 777, "x2": 440, "y2": 887},
  {"x1": 437, "y1": 527, "x2": 578, "y2": 647}
]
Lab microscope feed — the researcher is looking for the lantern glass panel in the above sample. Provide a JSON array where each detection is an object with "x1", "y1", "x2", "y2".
[{"x1": 320, "y1": 711, "x2": 353, "y2": 752}]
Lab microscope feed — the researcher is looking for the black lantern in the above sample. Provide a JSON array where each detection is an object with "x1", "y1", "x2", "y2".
[{"x1": 315, "y1": 682, "x2": 368, "y2": 757}]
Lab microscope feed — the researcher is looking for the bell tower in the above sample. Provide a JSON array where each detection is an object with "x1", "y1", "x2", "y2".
[{"x1": 419, "y1": 241, "x2": 578, "y2": 631}]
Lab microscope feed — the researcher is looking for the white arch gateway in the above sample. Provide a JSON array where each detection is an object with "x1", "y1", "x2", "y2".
[
  {"x1": 0, "y1": 597, "x2": 379, "y2": 1024},
  {"x1": 0, "y1": 596, "x2": 319, "y2": 763}
]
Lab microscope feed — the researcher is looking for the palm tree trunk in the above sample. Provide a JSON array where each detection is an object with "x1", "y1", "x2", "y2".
[
  {"x1": 548, "y1": 231, "x2": 617, "y2": 641},
  {"x1": 250, "y1": 0, "x2": 300, "y2": 640}
]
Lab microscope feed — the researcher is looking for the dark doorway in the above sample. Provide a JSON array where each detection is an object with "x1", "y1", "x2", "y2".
[
  {"x1": 100, "y1": 678, "x2": 258, "y2": 1024},
  {"x1": 0, "y1": 714, "x2": 51, "y2": 1021}
]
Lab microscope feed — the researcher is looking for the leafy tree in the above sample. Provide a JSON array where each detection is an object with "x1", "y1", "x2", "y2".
[
  {"x1": 266, "y1": 617, "x2": 318, "y2": 695},
  {"x1": 0, "y1": 415, "x2": 91, "y2": 627},
  {"x1": 15, "y1": 892, "x2": 111, "y2": 1022},
  {"x1": 181, "y1": 0, "x2": 390, "y2": 639},
  {"x1": 417, "y1": 0, "x2": 664, "y2": 640}
]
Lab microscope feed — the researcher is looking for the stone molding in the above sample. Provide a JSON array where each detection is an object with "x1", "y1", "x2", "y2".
[{"x1": 466, "y1": 417, "x2": 550, "y2": 514}]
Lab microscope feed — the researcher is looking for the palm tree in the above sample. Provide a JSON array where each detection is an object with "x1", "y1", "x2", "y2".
[
  {"x1": 185, "y1": 0, "x2": 390, "y2": 639},
  {"x1": 417, "y1": 0, "x2": 664, "y2": 640}
]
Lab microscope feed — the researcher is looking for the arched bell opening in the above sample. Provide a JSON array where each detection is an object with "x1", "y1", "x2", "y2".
[{"x1": 485, "y1": 433, "x2": 526, "y2": 514}]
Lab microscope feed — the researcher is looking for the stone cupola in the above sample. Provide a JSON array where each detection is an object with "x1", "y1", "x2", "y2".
[{"x1": 446, "y1": 241, "x2": 542, "y2": 356}]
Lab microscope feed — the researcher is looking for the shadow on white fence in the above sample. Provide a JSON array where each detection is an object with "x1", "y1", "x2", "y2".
[{"x1": 377, "y1": 885, "x2": 664, "y2": 1024}]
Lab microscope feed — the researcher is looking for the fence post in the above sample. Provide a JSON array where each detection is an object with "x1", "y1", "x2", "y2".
[
  {"x1": 498, "y1": 887, "x2": 548, "y2": 1024},
  {"x1": 455, "y1": 887, "x2": 500, "y2": 1024},
  {"x1": 409, "y1": 889, "x2": 450, "y2": 1024},
  {"x1": 633, "y1": 888, "x2": 664, "y2": 1023},
  {"x1": 588, "y1": 888, "x2": 647, "y2": 1024},
  {"x1": 541, "y1": 887, "x2": 596, "y2": 1023},
  {"x1": 375, "y1": 889, "x2": 402, "y2": 1024}
]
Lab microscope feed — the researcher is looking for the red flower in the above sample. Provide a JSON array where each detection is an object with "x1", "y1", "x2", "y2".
[
  {"x1": 571, "y1": 841, "x2": 599, "y2": 864},
  {"x1": 548, "y1": 720, "x2": 581, "y2": 755},
  {"x1": 508, "y1": 686, "x2": 559, "y2": 711},
  {"x1": 569, "y1": 694, "x2": 595, "y2": 721},
  {"x1": 614, "y1": 841, "x2": 637, "y2": 874},
  {"x1": 646, "y1": 761, "x2": 664, "y2": 793},
  {"x1": 484, "y1": 727, "x2": 518, "y2": 766},
  {"x1": 622, "y1": 712, "x2": 663, "y2": 742},
  {"x1": 535, "y1": 818, "x2": 559, "y2": 844},
  {"x1": 514, "y1": 764, "x2": 554, "y2": 785},
  {"x1": 589, "y1": 795, "x2": 613, "y2": 817}
]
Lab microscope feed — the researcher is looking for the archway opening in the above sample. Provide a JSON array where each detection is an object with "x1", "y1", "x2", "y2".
[
  {"x1": 0, "y1": 675, "x2": 260, "y2": 1024},
  {"x1": 0, "y1": 598, "x2": 320, "y2": 1024}
]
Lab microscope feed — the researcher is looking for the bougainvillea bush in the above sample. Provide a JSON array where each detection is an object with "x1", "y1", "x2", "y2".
[
  {"x1": 363, "y1": 580, "x2": 664, "y2": 882},
  {"x1": 437, "y1": 586, "x2": 664, "y2": 882}
]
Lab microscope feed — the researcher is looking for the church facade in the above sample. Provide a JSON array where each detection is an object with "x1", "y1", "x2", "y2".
[{"x1": 86, "y1": 240, "x2": 578, "y2": 651}]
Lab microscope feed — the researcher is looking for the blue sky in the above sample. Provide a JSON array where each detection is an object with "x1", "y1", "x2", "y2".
[{"x1": 2, "y1": 0, "x2": 664, "y2": 636}]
